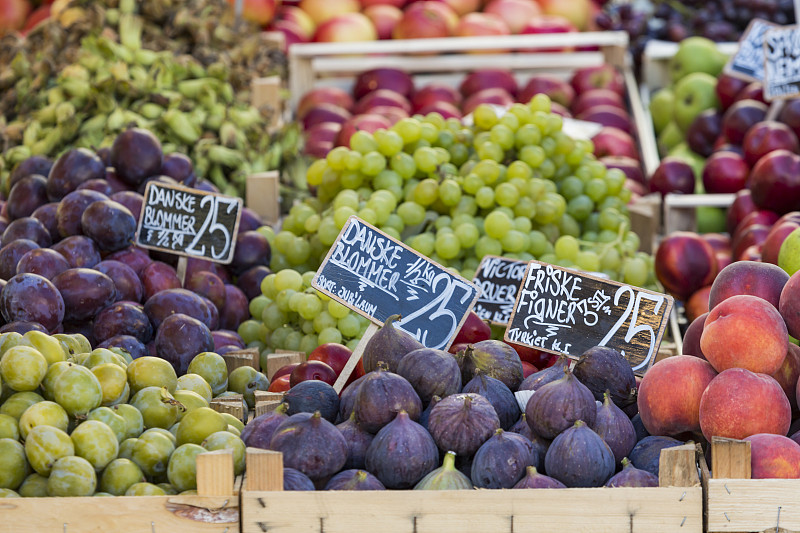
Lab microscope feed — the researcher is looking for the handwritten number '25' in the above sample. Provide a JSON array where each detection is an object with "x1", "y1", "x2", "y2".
[
  {"x1": 597, "y1": 286, "x2": 664, "y2": 369},
  {"x1": 186, "y1": 196, "x2": 237, "y2": 260},
  {"x1": 400, "y1": 273, "x2": 473, "y2": 350}
]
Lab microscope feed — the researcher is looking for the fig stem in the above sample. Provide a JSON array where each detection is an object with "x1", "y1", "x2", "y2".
[{"x1": 442, "y1": 451, "x2": 457, "y2": 471}]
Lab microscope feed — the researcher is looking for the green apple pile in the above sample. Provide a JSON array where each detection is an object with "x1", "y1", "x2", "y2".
[
  {"x1": 0, "y1": 330, "x2": 253, "y2": 498},
  {"x1": 650, "y1": 37, "x2": 729, "y2": 177}
]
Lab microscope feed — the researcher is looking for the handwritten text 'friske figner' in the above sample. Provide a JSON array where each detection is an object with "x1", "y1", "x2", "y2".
[
  {"x1": 506, "y1": 263, "x2": 613, "y2": 354},
  {"x1": 473, "y1": 256, "x2": 527, "y2": 324}
]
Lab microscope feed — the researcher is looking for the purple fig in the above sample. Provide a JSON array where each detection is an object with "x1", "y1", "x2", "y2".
[
  {"x1": 269, "y1": 411, "x2": 347, "y2": 481},
  {"x1": 365, "y1": 410, "x2": 438, "y2": 489},
  {"x1": 337, "y1": 412, "x2": 374, "y2": 470},
  {"x1": 324, "y1": 469, "x2": 386, "y2": 491},
  {"x1": 462, "y1": 373, "x2": 520, "y2": 430},
  {"x1": 284, "y1": 468, "x2": 315, "y2": 491},
  {"x1": 518, "y1": 354, "x2": 570, "y2": 391},
  {"x1": 396, "y1": 347, "x2": 462, "y2": 405},
  {"x1": 354, "y1": 366, "x2": 422, "y2": 433},
  {"x1": 544, "y1": 420, "x2": 615, "y2": 487},
  {"x1": 427, "y1": 393, "x2": 500, "y2": 456},
  {"x1": 240, "y1": 403, "x2": 288, "y2": 449},
  {"x1": 526, "y1": 365, "x2": 597, "y2": 439},
  {"x1": 471, "y1": 429, "x2": 537, "y2": 489},
  {"x1": 457, "y1": 340, "x2": 524, "y2": 391},
  {"x1": 362, "y1": 314, "x2": 423, "y2": 373},
  {"x1": 605, "y1": 458, "x2": 659, "y2": 487},
  {"x1": 573, "y1": 346, "x2": 637, "y2": 407},
  {"x1": 414, "y1": 451, "x2": 473, "y2": 490},
  {"x1": 591, "y1": 391, "x2": 637, "y2": 466},
  {"x1": 512, "y1": 466, "x2": 566, "y2": 489}
]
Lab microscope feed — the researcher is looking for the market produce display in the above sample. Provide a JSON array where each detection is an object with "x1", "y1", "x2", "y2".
[{"x1": 0, "y1": 331, "x2": 249, "y2": 497}]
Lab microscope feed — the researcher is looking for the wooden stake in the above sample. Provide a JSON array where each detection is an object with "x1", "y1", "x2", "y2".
[
  {"x1": 196, "y1": 450, "x2": 234, "y2": 496},
  {"x1": 255, "y1": 400, "x2": 282, "y2": 417},
  {"x1": 333, "y1": 323, "x2": 378, "y2": 393},
  {"x1": 176, "y1": 256, "x2": 187, "y2": 286},
  {"x1": 246, "y1": 171, "x2": 280, "y2": 227},
  {"x1": 659, "y1": 444, "x2": 700, "y2": 488},
  {"x1": 246, "y1": 448, "x2": 283, "y2": 491},
  {"x1": 711, "y1": 437, "x2": 751, "y2": 479}
]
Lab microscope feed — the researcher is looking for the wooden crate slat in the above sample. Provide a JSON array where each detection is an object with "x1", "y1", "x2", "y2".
[
  {"x1": 707, "y1": 479, "x2": 800, "y2": 532},
  {"x1": 196, "y1": 450, "x2": 235, "y2": 497}
]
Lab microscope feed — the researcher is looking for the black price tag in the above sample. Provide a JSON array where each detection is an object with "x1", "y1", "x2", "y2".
[
  {"x1": 724, "y1": 18, "x2": 775, "y2": 82},
  {"x1": 312, "y1": 216, "x2": 480, "y2": 351},
  {"x1": 504, "y1": 261, "x2": 673, "y2": 375},
  {"x1": 764, "y1": 24, "x2": 800, "y2": 101},
  {"x1": 472, "y1": 255, "x2": 527, "y2": 325},
  {"x1": 136, "y1": 182, "x2": 242, "y2": 264}
]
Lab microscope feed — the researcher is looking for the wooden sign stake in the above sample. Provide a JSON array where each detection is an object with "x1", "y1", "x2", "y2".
[
  {"x1": 176, "y1": 256, "x2": 187, "y2": 287},
  {"x1": 333, "y1": 323, "x2": 378, "y2": 394}
]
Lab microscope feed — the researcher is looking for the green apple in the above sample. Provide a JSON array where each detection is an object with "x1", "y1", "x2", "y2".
[
  {"x1": 649, "y1": 87, "x2": 674, "y2": 135},
  {"x1": 778, "y1": 228, "x2": 800, "y2": 275},
  {"x1": 673, "y1": 72, "x2": 719, "y2": 132},
  {"x1": 657, "y1": 121, "x2": 683, "y2": 156},
  {"x1": 696, "y1": 206, "x2": 727, "y2": 234},
  {"x1": 669, "y1": 36, "x2": 729, "y2": 83},
  {"x1": 668, "y1": 142, "x2": 706, "y2": 180}
]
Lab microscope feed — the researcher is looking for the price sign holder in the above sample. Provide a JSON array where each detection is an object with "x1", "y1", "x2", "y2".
[
  {"x1": 504, "y1": 261, "x2": 674, "y2": 376},
  {"x1": 724, "y1": 19, "x2": 776, "y2": 82},
  {"x1": 763, "y1": 24, "x2": 800, "y2": 101},
  {"x1": 136, "y1": 182, "x2": 243, "y2": 283},
  {"x1": 312, "y1": 216, "x2": 480, "y2": 391},
  {"x1": 472, "y1": 255, "x2": 528, "y2": 326}
]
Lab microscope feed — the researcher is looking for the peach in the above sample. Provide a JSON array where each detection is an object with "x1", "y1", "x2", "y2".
[
  {"x1": 743, "y1": 434, "x2": 800, "y2": 479},
  {"x1": 682, "y1": 312, "x2": 708, "y2": 360},
  {"x1": 701, "y1": 294, "x2": 788, "y2": 375},
  {"x1": 779, "y1": 271, "x2": 800, "y2": 339},
  {"x1": 699, "y1": 368, "x2": 791, "y2": 441},
  {"x1": 685, "y1": 286, "x2": 711, "y2": 323},
  {"x1": 637, "y1": 355, "x2": 717, "y2": 437},
  {"x1": 709, "y1": 261, "x2": 790, "y2": 311},
  {"x1": 773, "y1": 343, "x2": 800, "y2": 413}
]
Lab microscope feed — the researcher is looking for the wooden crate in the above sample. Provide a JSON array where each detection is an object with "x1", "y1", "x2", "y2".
[
  {"x1": 706, "y1": 437, "x2": 800, "y2": 533},
  {"x1": 288, "y1": 31, "x2": 660, "y2": 179},
  {"x1": 0, "y1": 451, "x2": 240, "y2": 533},
  {"x1": 240, "y1": 444, "x2": 703, "y2": 533},
  {"x1": 663, "y1": 192, "x2": 736, "y2": 237}
]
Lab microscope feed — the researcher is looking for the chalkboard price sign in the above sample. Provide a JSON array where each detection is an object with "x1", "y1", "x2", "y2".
[
  {"x1": 472, "y1": 255, "x2": 527, "y2": 325},
  {"x1": 312, "y1": 216, "x2": 480, "y2": 351},
  {"x1": 764, "y1": 24, "x2": 800, "y2": 101},
  {"x1": 504, "y1": 261, "x2": 674, "y2": 374},
  {"x1": 724, "y1": 19, "x2": 775, "y2": 82},
  {"x1": 136, "y1": 182, "x2": 243, "y2": 264}
]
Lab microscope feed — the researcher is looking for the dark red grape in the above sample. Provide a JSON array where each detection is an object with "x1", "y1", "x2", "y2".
[
  {"x1": 51, "y1": 235, "x2": 101, "y2": 268},
  {"x1": 53, "y1": 268, "x2": 118, "y2": 322},
  {"x1": 110, "y1": 128, "x2": 163, "y2": 187},
  {"x1": 1, "y1": 217, "x2": 52, "y2": 247},
  {"x1": 237, "y1": 265, "x2": 271, "y2": 301},
  {"x1": 31, "y1": 202, "x2": 60, "y2": 243},
  {"x1": 212, "y1": 330, "x2": 245, "y2": 351},
  {"x1": 160, "y1": 153, "x2": 196, "y2": 187},
  {"x1": 16, "y1": 248, "x2": 70, "y2": 279},
  {"x1": 154, "y1": 313, "x2": 214, "y2": 375},
  {"x1": 239, "y1": 208, "x2": 264, "y2": 232},
  {"x1": 93, "y1": 301, "x2": 153, "y2": 343},
  {"x1": 141, "y1": 261, "x2": 181, "y2": 301},
  {"x1": 97, "y1": 335, "x2": 147, "y2": 359},
  {"x1": 109, "y1": 191, "x2": 144, "y2": 224},
  {"x1": 0, "y1": 240, "x2": 39, "y2": 281},
  {"x1": 230, "y1": 231, "x2": 271, "y2": 275},
  {"x1": 220, "y1": 284, "x2": 249, "y2": 331},
  {"x1": 77, "y1": 179, "x2": 114, "y2": 196},
  {"x1": 56, "y1": 190, "x2": 108, "y2": 238},
  {"x1": 46, "y1": 148, "x2": 105, "y2": 201},
  {"x1": 0, "y1": 273, "x2": 64, "y2": 331},
  {"x1": 143, "y1": 288, "x2": 215, "y2": 330},
  {"x1": 0, "y1": 321, "x2": 49, "y2": 334},
  {"x1": 7, "y1": 175, "x2": 48, "y2": 220},
  {"x1": 93, "y1": 260, "x2": 143, "y2": 303},
  {"x1": 184, "y1": 271, "x2": 226, "y2": 312},
  {"x1": 81, "y1": 200, "x2": 137, "y2": 252},
  {"x1": 106, "y1": 246, "x2": 152, "y2": 278},
  {"x1": 9, "y1": 156, "x2": 53, "y2": 190}
]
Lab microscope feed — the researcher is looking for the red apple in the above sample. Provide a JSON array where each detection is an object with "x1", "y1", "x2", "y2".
[
  {"x1": 411, "y1": 83, "x2": 462, "y2": 112},
  {"x1": 722, "y1": 99, "x2": 768, "y2": 145},
  {"x1": 570, "y1": 88, "x2": 624, "y2": 116},
  {"x1": 778, "y1": 98, "x2": 800, "y2": 140},
  {"x1": 537, "y1": 0, "x2": 592, "y2": 31},
  {"x1": 518, "y1": 15, "x2": 577, "y2": 52},
  {"x1": 716, "y1": 73, "x2": 750, "y2": 112},
  {"x1": 313, "y1": 12, "x2": 377, "y2": 42},
  {"x1": 299, "y1": 0, "x2": 359, "y2": 25},
  {"x1": 435, "y1": 0, "x2": 481, "y2": 16},
  {"x1": 576, "y1": 105, "x2": 633, "y2": 134},
  {"x1": 270, "y1": 19, "x2": 310, "y2": 49},
  {"x1": 601, "y1": 156, "x2": 644, "y2": 185},
  {"x1": 278, "y1": 5, "x2": 316, "y2": 36},
  {"x1": 518, "y1": 75, "x2": 575, "y2": 108},
  {"x1": 743, "y1": 121, "x2": 800, "y2": 167},
  {"x1": 570, "y1": 64, "x2": 625, "y2": 96},
  {"x1": 734, "y1": 82, "x2": 768, "y2": 105},
  {"x1": 353, "y1": 68, "x2": 415, "y2": 100},
  {"x1": 393, "y1": 1, "x2": 457, "y2": 40},
  {"x1": 732, "y1": 224, "x2": 770, "y2": 260},
  {"x1": 272, "y1": 364, "x2": 300, "y2": 381},
  {"x1": 625, "y1": 178, "x2": 648, "y2": 201},
  {"x1": 655, "y1": 231, "x2": 718, "y2": 301},
  {"x1": 229, "y1": 0, "x2": 279, "y2": 26},
  {"x1": 462, "y1": 87, "x2": 514, "y2": 115},
  {"x1": 336, "y1": 113, "x2": 393, "y2": 147},
  {"x1": 713, "y1": 139, "x2": 744, "y2": 156},
  {"x1": 417, "y1": 101, "x2": 463, "y2": 119},
  {"x1": 289, "y1": 360, "x2": 338, "y2": 387},
  {"x1": 591, "y1": 126, "x2": 639, "y2": 160},
  {"x1": 649, "y1": 157, "x2": 695, "y2": 196},
  {"x1": 549, "y1": 102, "x2": 572, "y2": 118},
  {"x1": 702, "y1": 151, "x2": 749, "y2": 194},
  {"x1": 354, "y1": 89, "x2": 412, "y2": 115},
  {"x1": 455, "y1": 12, "x2": 511, "y2": 41},
  {"x1": 368, "y1": 105, "x2": 409, "y2": 124},
  {"x1": 448, "y1": 342, "x2": 470, "y2": 355},
  {"x1": 484, "y1": 0, "x2": 542, "y2": 34},
  {"x1": 749, "y1": 149, "x2": 800, "y2": 215},
  {"x1": 268, "y1": 374, "x2": 291, "y2": 392},
  {"x1": 308, "y1": 342, "x2": 365, "y2": 378},
  {"x1": 703, "y1": 233, "x2": 731, "y2": 254},
  {"x1": 300, "y1": 103, "x2": 351, "y2": 129},
  {"x1": 459, "y1": 69, "x2": 518, "y2": 99},
  {"x1": 360, "y1": 0, "x2": 407, "y2": 7},
  {"x1": 363, "y1": 4, "x2": 402, "y2": 40},
  {"x1": 452, "y1": 310, "x2": 491, "y2": 346},
  {"x1": 736, "y1": 210, "x2": 781, "y2": 235},
  {"x1": 0, "y1": 0, "x2": 31, "y2": 32},
  {"x1": 727, "y1": 189, "x2": 758, "y2": 234},
  {"x1": 686, "y1": 109, "x2": 723, "y2": 158},
  {"x1": 297, "y1": 87, "x2": 354, "y2": 119},
  {"x1": 303, "y1": 122, "x2": 342, "y2": 158},
  {"x1": 521, "y1": 361, "x2": 538, "y2": 378}
]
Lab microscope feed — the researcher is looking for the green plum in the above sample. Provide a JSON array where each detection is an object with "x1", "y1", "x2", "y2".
[
  {"x1": 83, "y1": 348, "x2": 126, "y2": 370},
  {"x1": 0, "y1": 332, "x2": 23, "y2": 359},
  {"x1": 0, "y1": 489, "x2": 20, "y2": 497},
  {"x1": 175, "y1": 407, "x2": 227, "y2": 446},
  {"x1": 143, "y1": 427, "x2": 177, "y2": 445},
  {"x1": 0, "y1": 413, "x2": 20, "y2": 440},
  {"x1": 118, "y1": 438, "x2": 138, "y2": 460},
  {"x1": 130, "y1": 386, "x2": 179, "y2": 429},
  {"x1": 87, "y1": 406, "x2": 127, "y2": 442},
  {"x1": 130, "y1": 431, "x2": 175, "y2": 478},
  {"x1": 0, "y1": 438, "x2": 27, "y2": 489},
  {"x1": 41, "y1": 361, "x2": 72, "y2": 401},
  {"x1": 127, "y1": 357, "x2": 177, "y2": 394},
  {"x1": 99, "y1": 458, "x2": 145, "y2": 496},
  {"x1": 46, "y1": 456, "x2": 97, "y2": 497},
  {"x1": 176, "y1": 374, "x2": 213, "y2": 402},
  {"x1": 91, "y1": 362, "x2": 128, "y2": 405},
  {"x1": 18, "y1": 401, "x2": 69, "y2": 439},
  {"x1": 20, "y1": 331, "x2": 67, "y2": 365},
  {"x1": 202, "y1": 431, "x2": 245, "y2": 475},
  {"x1": 157, "y1": 482, "x2": 178, "y2": 495},
  {"x1": 220, "y1": 413, "x2": 244, "y2": 433},
  {"x1": 18, "y1": 473, "x2": 48, "y2": 497},
  {"x1": 0, "y1": 391, "x2": 44, "y2": 420},
  {"x1": 172, "y1": 389, "x2": 208, "y2": 421},
  {"x1": 25, "y1": 425, "x2": 74, "y2": 476},
  {"x1": 226, "y1": 425, "x2": 241, "y2": 437},
  {"x1": 187, "y1": 352, "x2": 228, "y2": 396},
  {"x1": 71, "y1": 420, "x2": 119, "y2": 471},
  {"x1": 167, "y1": 443, "x2": 205, "y2": 492},
  {"x1": 0, "y1": 346, "x2": 48, "y2": 391},
  {"x1": 52, "y1": 364, "x2": 103, "y2": 417},
  {"x1": 112, "y1": 404, "x2": 144, "y2": 440},
  {"x1": 125, "y1": 482, "x2": 166, "y2": 496}
]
